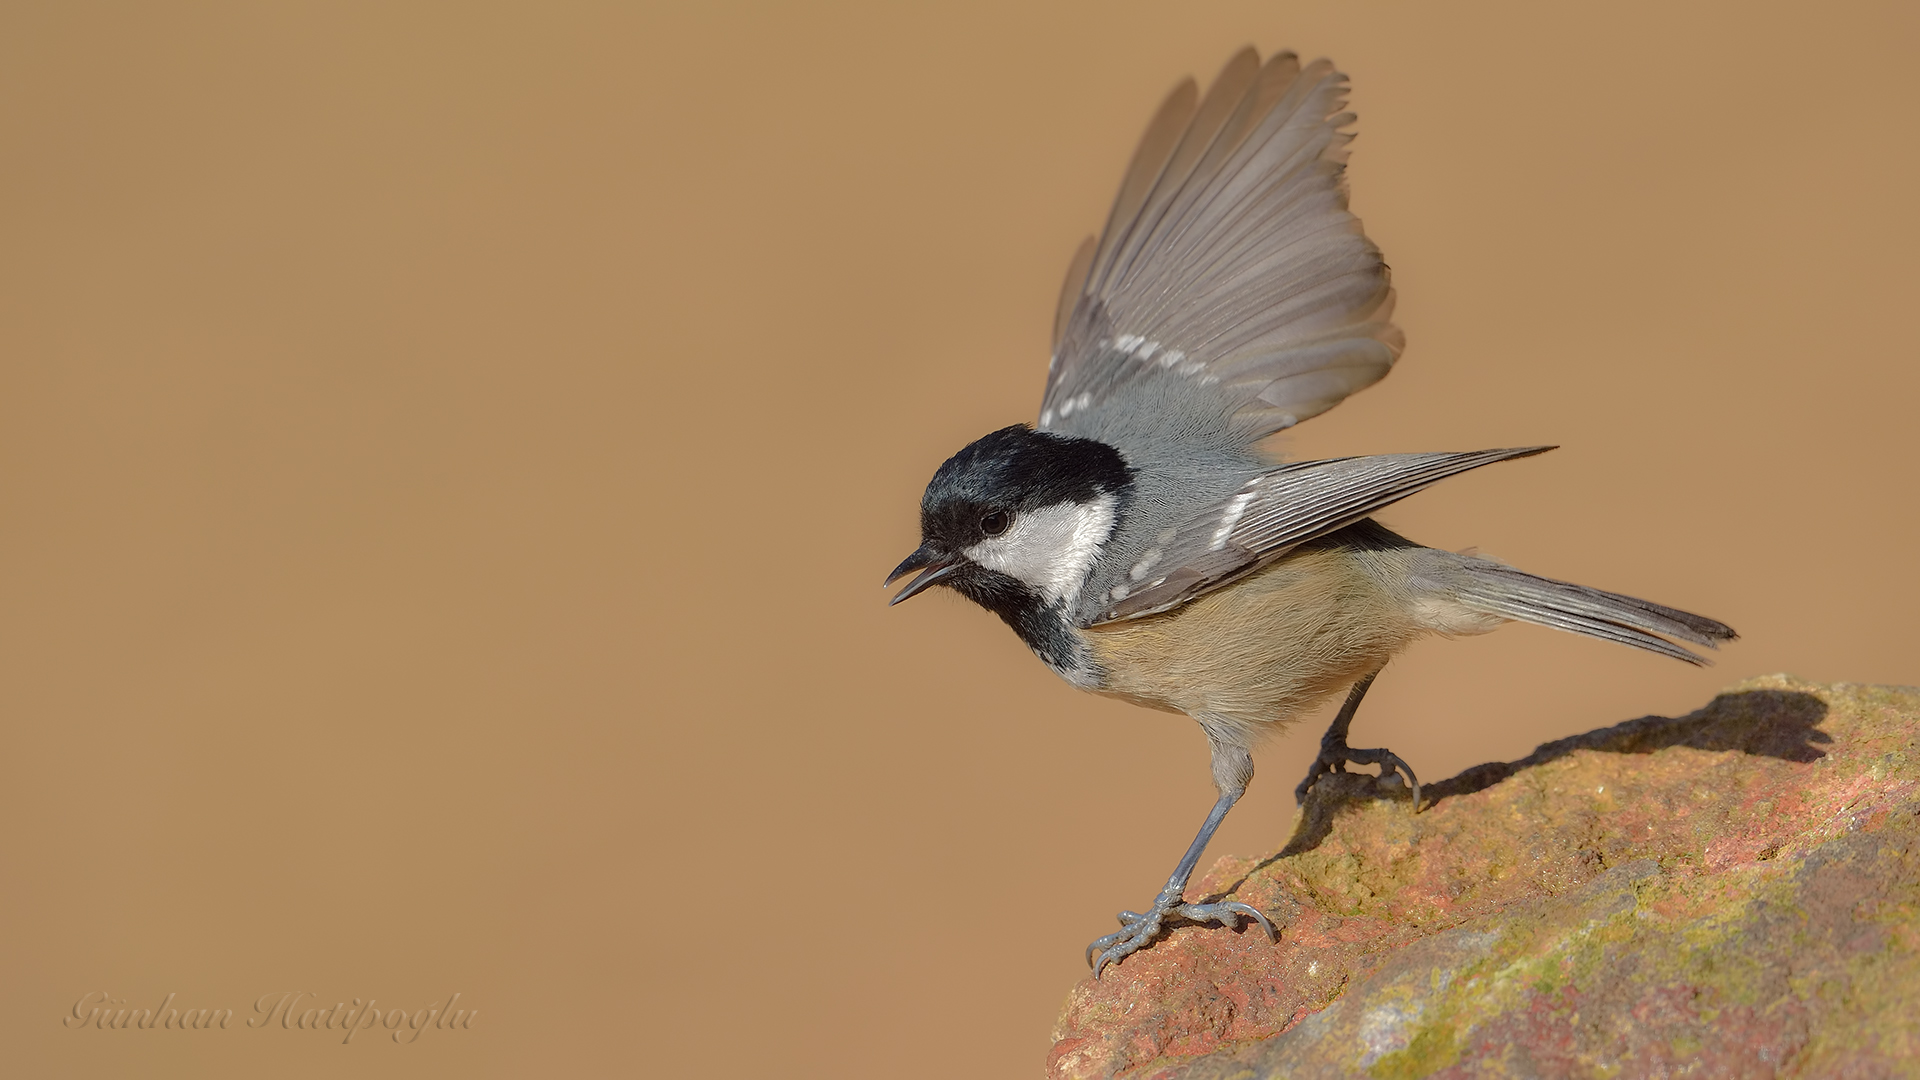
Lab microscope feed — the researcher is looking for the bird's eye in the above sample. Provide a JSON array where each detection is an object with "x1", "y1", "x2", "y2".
[{"x1": 980, "y1": 510, "x2": 1010, "y2": 536}]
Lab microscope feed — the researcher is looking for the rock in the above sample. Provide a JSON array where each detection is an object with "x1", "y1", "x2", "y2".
[{"x1": 1048, "y1": 676, "x2": 1920, "y2": 1079}]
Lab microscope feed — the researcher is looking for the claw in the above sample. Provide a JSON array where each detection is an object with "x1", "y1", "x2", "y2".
[
  {"x1": 1295, "y1": 741, "x2": 1423, "y2": 813},
  {"x1": 1085, "y1": 932, "x2": 1117, "y2": 968},
  {"x1": 1217, "y1": 900, "x2": 1279, "y2": 942},
  {"x1": 1086, "y1": 899, "x2": 1276, "y2": 978}
]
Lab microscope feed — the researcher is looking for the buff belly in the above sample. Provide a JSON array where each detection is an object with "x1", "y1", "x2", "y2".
[{"x1": 1082, "y1": 547, "x2": 1425, "y2": 741}]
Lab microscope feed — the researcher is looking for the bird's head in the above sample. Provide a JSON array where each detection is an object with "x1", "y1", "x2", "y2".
[{"x1": 886, "y1": 425, "x2": 1132, "y2": 616}]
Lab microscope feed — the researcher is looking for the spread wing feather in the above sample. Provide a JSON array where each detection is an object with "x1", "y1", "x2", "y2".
[
  {"x1": 1042, "y1": 48, "x2": 1402, "y2": 445},
  {"x1": 1083, "y1": 447, "x2": 1554, "y2": 625}
]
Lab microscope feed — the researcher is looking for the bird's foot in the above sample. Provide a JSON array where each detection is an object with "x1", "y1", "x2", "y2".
[
  {"x1": 1085, "y1": 893, "x2": 1275, "y2": 979},
  {"x1": 1294, "y1": 739, "x2": 1422, "y2": 811}
]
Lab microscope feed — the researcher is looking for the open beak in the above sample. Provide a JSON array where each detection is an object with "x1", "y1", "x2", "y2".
[{"x1": 885, "y1": 543, "x2": 959, "y2": 606}]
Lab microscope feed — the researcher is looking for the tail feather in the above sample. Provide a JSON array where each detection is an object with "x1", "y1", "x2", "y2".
[{"x1": 1452, "y1": 561, "x2": 1738, "y2": 666}]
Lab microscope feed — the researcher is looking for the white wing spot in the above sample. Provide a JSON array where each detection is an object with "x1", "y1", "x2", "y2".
[
  {"x1": 1210, "y1": 492, "x2": 1257, "y2": 551},
  {"x1": 1129, "y1": 547, "x2": 1162, "y2": 582},
  {"x1": 1109, "y1": 583, "x2": 1130, "y2": 601},
  {"x1": 1114, "y1": 333, "x2": 1174, "y2": 363}
]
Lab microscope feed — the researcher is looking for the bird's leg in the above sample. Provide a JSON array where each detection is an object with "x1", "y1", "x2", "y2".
[
  {"x1": 1293, "y1": 670, "x2": 1421, "y2": 810},
  {"x1": 1086, "y1": 741, "x2": 1276, "y2": 978}
]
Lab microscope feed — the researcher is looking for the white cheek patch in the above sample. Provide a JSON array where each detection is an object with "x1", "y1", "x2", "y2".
[{"x1": 963, "y1": 494, "x2": 1116, "y2": 607}]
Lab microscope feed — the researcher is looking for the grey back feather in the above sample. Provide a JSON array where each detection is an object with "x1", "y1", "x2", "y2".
[
  {"x1": 1041, "y1": 48, "x2": 1402, "y2": 450},
  {"x1": 1076, "y1": 447, "x2": 1553, "y2": 626}
]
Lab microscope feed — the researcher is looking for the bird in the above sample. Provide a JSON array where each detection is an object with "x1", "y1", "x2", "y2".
[{"x1": 884, "y1": 47, "x2": 1736, "y2": 979}]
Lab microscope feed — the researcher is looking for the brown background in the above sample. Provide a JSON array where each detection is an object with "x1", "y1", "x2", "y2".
[{"x1": 3, "y1": 2, "x2": 1915, "y2": 1077}]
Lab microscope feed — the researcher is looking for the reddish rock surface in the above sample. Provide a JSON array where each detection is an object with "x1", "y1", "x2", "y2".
[{"x1": 1048, "y1": 676, "x2": 1920, "y2": 1079}]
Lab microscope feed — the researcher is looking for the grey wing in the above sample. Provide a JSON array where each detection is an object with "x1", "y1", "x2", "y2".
[
  {"x1": 1082, "y1": 447, "x2": 1554, "y2": 626},
  {"x1": 1041, "y1": 48, "x2": 1402, "y2": 448}
]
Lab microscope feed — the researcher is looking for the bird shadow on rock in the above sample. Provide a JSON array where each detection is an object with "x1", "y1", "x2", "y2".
[{"x1": 1268, "y1": 688, "x2": 1831, "y2": 864}]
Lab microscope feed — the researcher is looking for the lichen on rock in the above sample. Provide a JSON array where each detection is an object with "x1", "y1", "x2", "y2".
[{"x1": 1048, "y1": 676, "x2": 1920, "y2": 1079}]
